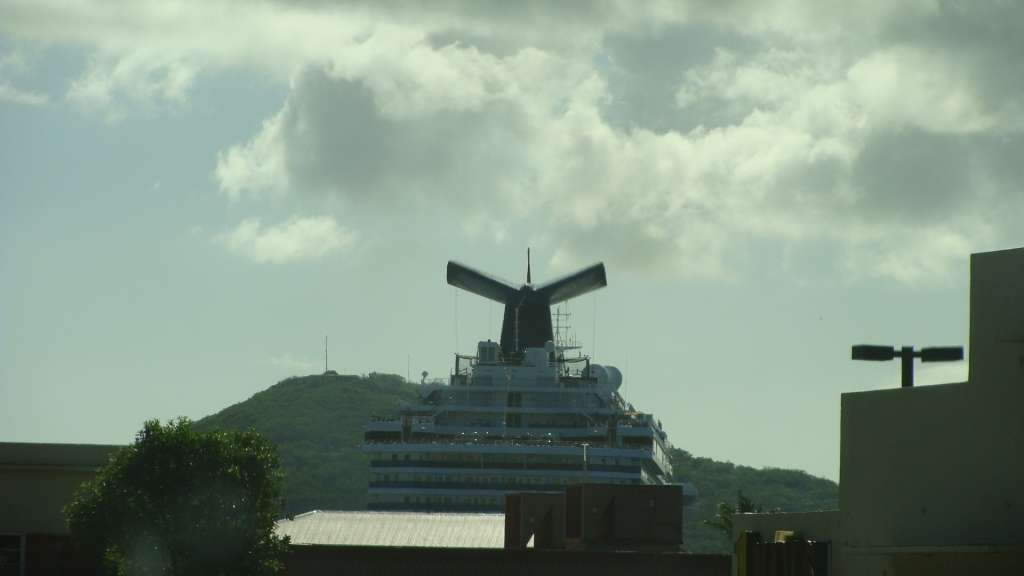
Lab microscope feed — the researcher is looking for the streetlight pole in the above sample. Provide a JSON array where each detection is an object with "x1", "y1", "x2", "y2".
[
  {"x1": 900, "y1": 346, "x2": 914, "y2": 388},
  {"x1": 852, "y1": 345, "x2": 964, "y2": 388}
]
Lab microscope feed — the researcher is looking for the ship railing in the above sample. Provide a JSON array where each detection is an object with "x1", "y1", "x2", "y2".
[
  {"x1": 431, "y1": 419, "x2": 648, "y2": 430},
  {"x1": 363, "y1": 438, "x2": 621, "y2": 450},
  {"x1": 619, "y1": 420, "x2": 652, "y2": 428},
  {"x1": 435, "y1": 378, "x2": 607, "y2": 389},
  {"x1": 367, "y1": 416, "x2": 649, "y2": 428}
]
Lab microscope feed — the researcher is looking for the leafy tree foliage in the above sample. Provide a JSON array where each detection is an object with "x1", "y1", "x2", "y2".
[
  {"x1": 195, "y1": 372, "x2": 418, "y2": 514},
  {"x1": 65, "y1": 418, "x2": 289, "y2": 575},
  {"x1": 700, "y1": 490, "x2": 779, "y2": 539}
]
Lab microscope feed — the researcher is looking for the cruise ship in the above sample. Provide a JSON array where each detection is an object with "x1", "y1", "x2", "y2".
[{"x1": 362, "y1": 257, "x2": 690, "y2": 512}]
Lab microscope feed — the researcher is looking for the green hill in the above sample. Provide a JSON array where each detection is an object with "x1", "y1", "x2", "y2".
[
  {"x1": 195, "y1": 372, "x2": 418, "y2": 515},
  {"x1": 196, "y1": 372, "x2": 837, "y2": 553},
  {"x1": 671, "y1": 449, "x2": 838, "y2": 553}
]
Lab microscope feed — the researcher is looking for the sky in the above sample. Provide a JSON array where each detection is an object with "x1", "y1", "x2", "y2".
[{"x1": 2, "y1": 0, "x2": 1022, "y2": 482}]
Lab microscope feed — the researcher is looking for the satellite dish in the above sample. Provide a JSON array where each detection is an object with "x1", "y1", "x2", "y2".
[
  {"x1": 589, "y1": 364, "x2": 610, "y2": 391},
  {"x1": 605, "y1": 366, "x2": 623, "y2": 391}
]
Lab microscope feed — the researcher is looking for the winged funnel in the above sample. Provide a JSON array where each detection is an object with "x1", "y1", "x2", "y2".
[{"x1": 446, "y1": 258, "x2": 607, "y2": 361}]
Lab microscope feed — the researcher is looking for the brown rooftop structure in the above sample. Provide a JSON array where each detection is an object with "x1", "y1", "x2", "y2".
[{"x1": 280, "y1": 482, "x2": 727, "y2": 575}]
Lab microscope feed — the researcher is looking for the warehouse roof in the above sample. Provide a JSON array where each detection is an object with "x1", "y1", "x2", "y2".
[{"x1": 276, "y1": 511, "x2": 505, "y2": 548}]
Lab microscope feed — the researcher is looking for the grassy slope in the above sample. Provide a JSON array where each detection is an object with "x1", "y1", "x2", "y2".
[
  {"x1": 195, "y1": 372, "x2": 418, "y2": 516},
  {"x1": 196, "y1": 372, "x2": 838, "y2": 553}
]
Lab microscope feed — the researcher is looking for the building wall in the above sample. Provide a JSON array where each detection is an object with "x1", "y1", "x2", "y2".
[
  {"x1": 0, "y1": 468, "x2": 107, "y2": 535},
  {"x1": 839, "y1": 382, "x2": 1024, "y2": 549},
  {"x1": 838, "y1": 248, "x2": 1024, "y2": 554},
  {"x1": 733, "y1": 246, "x2": 1024, "y2": 575},
  {"x1": 968, "y1": 247, "x2": 1024, "y2": 390},
  {"x1": 0, "y1": 443, "x2": 119, "y2": 534}
]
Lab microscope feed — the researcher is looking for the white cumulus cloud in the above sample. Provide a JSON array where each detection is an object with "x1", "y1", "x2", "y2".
[
  {"x1": 0, "y1": 48, "x2": 48, "y2": 105},
  {"x1": 7, "y1": 0, "x2": 1024, "y2": 282},
  {"x1": 66, "y1": 50, "x2": 198, "y2": 120},
  {"x1": 216, "y1": 215, "x2": 357, "y2": 264}
]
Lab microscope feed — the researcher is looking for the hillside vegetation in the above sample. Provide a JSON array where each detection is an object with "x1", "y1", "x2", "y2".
[
  {"x1": 195, "y1": 372, "x2": 418, "y2": 515},
  {"x1": 196, "y1": 372, "x2": 837, "y2": 553},
  {"x1": 671, "y1": 449, "x2": 838, "y2": 553}
]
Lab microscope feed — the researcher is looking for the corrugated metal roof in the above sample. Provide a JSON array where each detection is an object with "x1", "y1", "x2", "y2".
[{"x1": 277, "y1": 511, "x2": 505, "y2": 548}]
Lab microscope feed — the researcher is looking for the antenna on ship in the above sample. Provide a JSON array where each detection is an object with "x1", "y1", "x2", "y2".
[{"x1": 527, "y1": 248, "x2": 531, "y2": 284}]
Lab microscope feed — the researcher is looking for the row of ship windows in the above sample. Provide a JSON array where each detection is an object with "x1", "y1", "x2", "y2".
[
  {"x1": 375, "y1": 453, "x2": 636, "y2": 466},
  {"x1": 373, "y1": 473, "x2": 642, "y2": 485}
]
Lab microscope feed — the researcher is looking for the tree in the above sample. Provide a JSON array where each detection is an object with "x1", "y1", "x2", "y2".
[
  {"x1": 700, "y1": 490, "x2": 780, "y2": 539},
  {"x1": 65, "y1": 418, "x2": 290, "y2": 575}
]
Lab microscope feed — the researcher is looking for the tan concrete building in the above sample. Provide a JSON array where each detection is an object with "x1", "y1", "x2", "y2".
[
  {"x1": 0, "y1": 442, "x2": 119, "y2": 574},
  {"x1": 732, "y1": 246, "x2": 1024, "y2": 575}
]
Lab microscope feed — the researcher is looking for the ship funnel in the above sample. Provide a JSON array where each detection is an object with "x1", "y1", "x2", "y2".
[{"x1": 447, "y1": 260, "x2": 607, "y2": 360}]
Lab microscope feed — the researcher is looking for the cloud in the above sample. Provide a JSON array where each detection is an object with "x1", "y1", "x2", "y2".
[
  {"x1": 216, "y1": 215, "x2": 357, "y2": 264},
  {"x1": 66, "y1": 51, "x2": 197, "y2": 120},
  {"x1": 0, "y1": 48, "x2": 48, "y2": 104},
  {"x1": 7, "y1": 0, "x2": 1024, "y2": 282},
  {"x1": 209, "y1": 4, "x2": 1024, "y2": 282},
  {"x1": 266, "y1": 353, "x2": 316, "y2": 372},
  {"x1": 0, "y1": 79, "x2": 47, "y2": 104},
  {"x1": 215, "y1": 110, "x2": 290, "y2": 201}
]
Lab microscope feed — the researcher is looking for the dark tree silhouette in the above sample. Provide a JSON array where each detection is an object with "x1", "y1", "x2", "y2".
[{"x1": 65, "y1": 418, "x2": 289, "y2": 575}]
